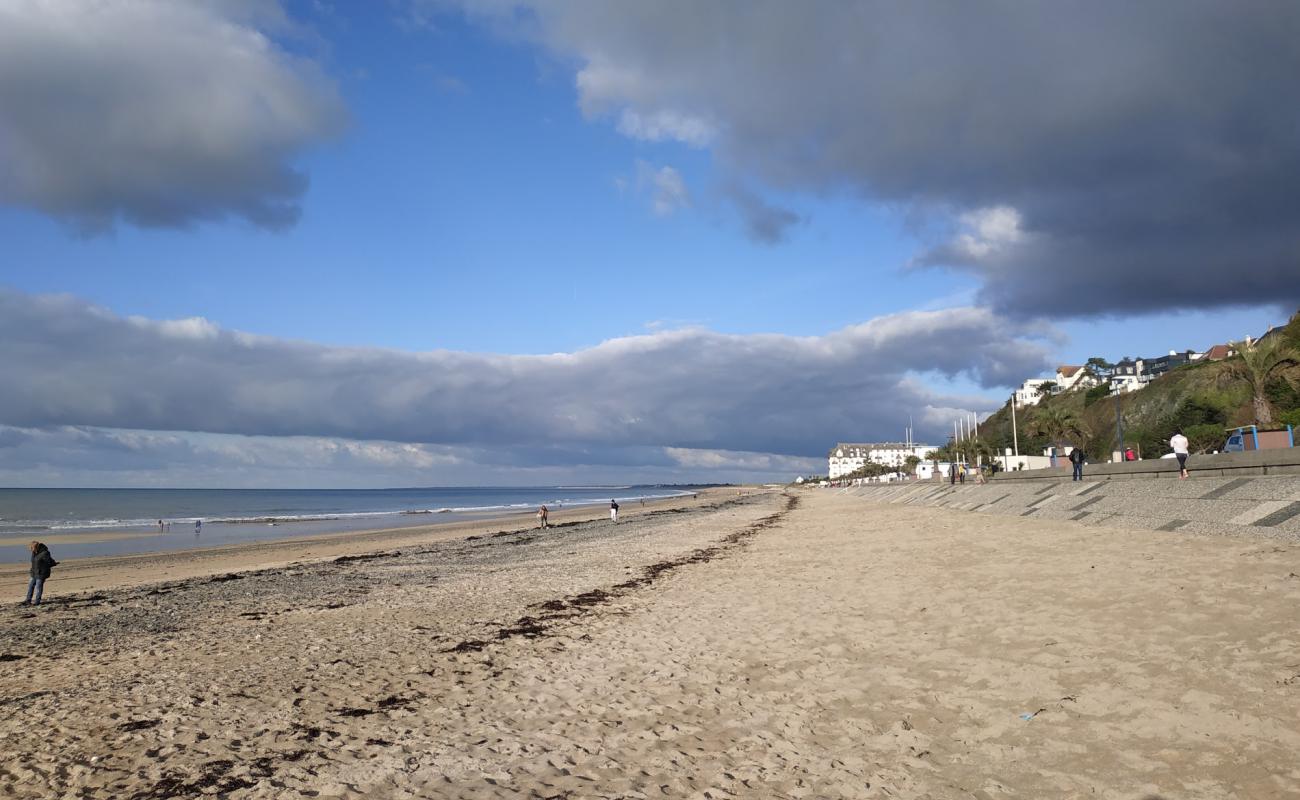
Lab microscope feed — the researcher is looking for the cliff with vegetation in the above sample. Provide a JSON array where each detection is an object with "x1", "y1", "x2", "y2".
[{"x1": 972, "y1": 312, "x2": 1300, "y2": 461}]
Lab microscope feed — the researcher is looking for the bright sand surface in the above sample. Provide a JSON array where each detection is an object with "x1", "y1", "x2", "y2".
[{"x1": 3, "y1": 489, "x2": 1299, "y2": 798}]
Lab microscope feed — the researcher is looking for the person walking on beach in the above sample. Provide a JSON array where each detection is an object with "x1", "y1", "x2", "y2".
[
  {"x1": 610, "y1": 499, "x2": 619, "y2": 522},
  {"x1": 1170, "y1": 429, "x2": 1190, "y2": 479},
  {"x1": 194, "y1": 519, "x2": 202, "y2": 536},
  {"x1": 158, "y1": 519, "x2": 165, "y2": 533},
  {"x1": 22, "y1": 541, "x2": 57, "y2": 607},
  {"x1": 537, "y1": 505, "x2": 549, "y2": 529},
  {"x1": 1069, "y1": 446, "x2": 1086, "y2": 481}
]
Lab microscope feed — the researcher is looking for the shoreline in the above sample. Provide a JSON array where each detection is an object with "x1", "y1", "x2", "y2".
[{"x1": 0, "y1": 488, "x2": 730, "y2": 597}]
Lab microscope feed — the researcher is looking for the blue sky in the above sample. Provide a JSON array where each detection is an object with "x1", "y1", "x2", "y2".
[{"x1": 0, "y1": 1, "x2": 1295, "y2": 486}]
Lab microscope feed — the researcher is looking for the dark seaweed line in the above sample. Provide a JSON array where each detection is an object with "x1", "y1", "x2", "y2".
[
  {"x1": 445, "y1": 493, "x2": 799, "y2": 654},
  {"x1": 126, "y1": 750, "x2": 309, "y2": 800},
  {"x1": 111, "y1": 494, "x2": 783, "y2": 798}
]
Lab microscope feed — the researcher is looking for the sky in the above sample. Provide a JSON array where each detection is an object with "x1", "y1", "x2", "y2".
[{"x1": 0, "y1": 0, "x2": 1297, "y2": 487}]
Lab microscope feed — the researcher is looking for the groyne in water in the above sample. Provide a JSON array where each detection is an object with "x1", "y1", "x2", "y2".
[{"x1": 841, "y1": 473, "x2": 1300, "y2": 542}]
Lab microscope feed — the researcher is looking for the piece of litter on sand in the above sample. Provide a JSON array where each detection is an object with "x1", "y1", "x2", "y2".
[{"x1": 1019, "y1": 708, "x2": 1046, "y2": 721}]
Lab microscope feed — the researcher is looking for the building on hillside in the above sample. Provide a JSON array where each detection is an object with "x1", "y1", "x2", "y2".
[
  {"x1": 827, "y1": 442, "x2": 937, "y2": 479},
  {"x1": 1108, "y1": 358, "x2": 1145, "y2": 394},
  {"x1": 1055, "y1": 365, "x2": 1100, "y2": 392},
  {"x1": 1110, "y1": 374, "x2": 1144, "y2": 394},
  {"x1": 1202, "y1": 343, "x2": 1237, "y2": 361},
  {"x1": 1256, "y1": 325, "x2": 1284, "y2": 346},
  {"x1": 1014, "y1": 377, "x2": 1054, "y2": 407},
  {"x1": 1143, "y1": 349, "x2": 1199, "y2": 379}
]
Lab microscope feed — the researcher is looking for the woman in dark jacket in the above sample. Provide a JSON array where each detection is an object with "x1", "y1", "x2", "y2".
[{"x1": 23, "y1": 541, "x2": 56, "y2": 606}]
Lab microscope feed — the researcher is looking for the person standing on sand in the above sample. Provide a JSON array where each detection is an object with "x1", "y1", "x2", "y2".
[
  {"x1": 194, "y1": 519, "x2": 202, "y2": 535},
  {"x1": 537, "y1": 505, "x2": 548, "y2": 529},
  {"x1": 22, "y1": 541, "x2": 57, "y2": 607},
  {"x1": 1069, "y1": 446, "x2": 1086, "y2": 481},
  {"x1": 610, "y1": 499, "x2": 619, "y2": 522},
  {"x1": 1170, "y1": 429, "x2": 1190, "y2": 479}
]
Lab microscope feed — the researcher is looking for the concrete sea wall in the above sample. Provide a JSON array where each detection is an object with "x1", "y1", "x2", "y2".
[{"x1": 842, "y1": 472, "x2": 1300, "y2": 541}]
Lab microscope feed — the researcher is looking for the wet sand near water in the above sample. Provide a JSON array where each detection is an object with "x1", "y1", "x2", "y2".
[
  {"x1": 3, "y1": 489, "x2": 1298, "y2": 798},
  {"x1": 0, "y1": 531, "x2": 161, "y2": 548},
  {"x1": 0, "y1": 491, "x2": 718, "y2": 596}
]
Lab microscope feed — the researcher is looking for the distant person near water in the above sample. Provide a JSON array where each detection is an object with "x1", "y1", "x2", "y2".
[
  {"x1": 158, "y1": 519, "x2": 165, "y2": 533},
  {"x1": 22, "y1": 541, "x2": 58, "y2": 607},
  {"x1": 1170, "y1": 430, "x2": 1190, "y2": 479},
  {"x1": 1069, "y1": 446, "x2": 1086, "y2": 481},
  {"x1": 194, "y1": 519, "x2": 202, "y2": 535},
  {"x1": 537, "y1": 505, "x2": 549, "y2": 529},
  {"x1": 610, "y1": 500, "x2": 619, "y2": 522}
]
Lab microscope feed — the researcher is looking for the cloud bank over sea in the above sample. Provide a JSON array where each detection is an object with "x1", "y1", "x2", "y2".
[{"x1": 0, "y1": 288, "x2": 1046, "y2": 484}]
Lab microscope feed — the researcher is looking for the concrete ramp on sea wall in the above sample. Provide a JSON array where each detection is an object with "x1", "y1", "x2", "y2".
[{"x1": 840, "y1": 474, "x2": 1300, "y2": 541}]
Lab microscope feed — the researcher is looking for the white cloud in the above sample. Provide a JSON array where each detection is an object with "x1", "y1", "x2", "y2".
[
  {"x1": 0, "y1": 0, "x2": 345, "y2": 231},
  {"x1": 635, "y1": 160, "x2": 690, "y2": 216},
  {"x1": 616, "y1": 109, "x2": 714, "y2": 147},
  {"x1": 951, "y1": 206, "x2": 1026, "y2": 260}
]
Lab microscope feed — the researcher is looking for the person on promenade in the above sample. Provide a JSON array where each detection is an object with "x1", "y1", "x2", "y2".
[
  {"x1": 949, "y1": 463, "x2": 956, "y2": 485},
  {"x1": 537, "y1": 505, "x2": 549, "y2": 529},
  {"x1": 1125, "y1": 447, "x2": 1136, "y2": 461},
  {"x1": 1069, "y1": 446, "x2": 1086, "y2": 481},
  {"x1": 22, "y1": 541, "x2": 57, "y2": 607},
  {"x1": 610, "y1": 499, "x2": 619, "y2": 522},
  {"x1": 1170, "y1": 429, "x2": 1190, "y2": 479}
]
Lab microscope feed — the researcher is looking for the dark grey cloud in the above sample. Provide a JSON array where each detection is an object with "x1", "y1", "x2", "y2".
[
  {"x1": 448, "y1": 0, "x2": 1300, "y2": 315},
  {"x1": 725, "y1": 183, "x2": 801, "y2": 244},
  {"x1": 0, "y1": 289, "x2": 1048, "y2": 457},
  {"x1": 0, "y1": 0, "x2": 345, "y2": 231}
]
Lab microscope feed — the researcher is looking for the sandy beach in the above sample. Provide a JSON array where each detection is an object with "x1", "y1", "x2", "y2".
[{"x1": 3, "y1": 488, "x2": 1299, "y2": 798}]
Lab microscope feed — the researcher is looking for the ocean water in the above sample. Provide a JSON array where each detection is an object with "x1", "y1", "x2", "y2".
[{"x1": 0, "y1": 486, "x2": 694, "y2": 564}]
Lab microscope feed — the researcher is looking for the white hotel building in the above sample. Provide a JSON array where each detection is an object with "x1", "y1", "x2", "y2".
[{"x1": 827, "y1": 442, "x2": 938, "y2": 479}]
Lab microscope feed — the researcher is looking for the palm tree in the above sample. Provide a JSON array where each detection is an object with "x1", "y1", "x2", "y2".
[
  {"x1": 1032, "y1": 405, "x2": 1086, "y2": 447},
  {"x1": 1224, "y1": 338, "x2": 1298, "y2": 425},
  {"x1": 951, "y1": 435, "x2": 995, "y2": 466}
]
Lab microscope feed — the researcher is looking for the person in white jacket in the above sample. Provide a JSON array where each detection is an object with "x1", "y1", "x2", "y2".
[{"x1": 1170, "y1": 429, "x2": 1190, "y2": 479}]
